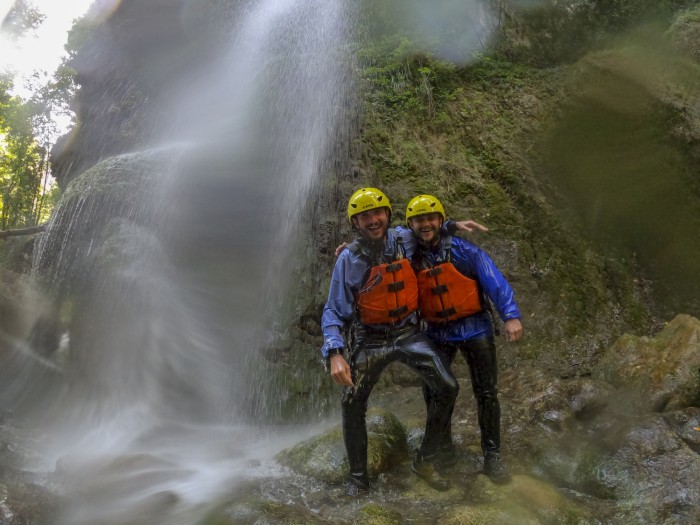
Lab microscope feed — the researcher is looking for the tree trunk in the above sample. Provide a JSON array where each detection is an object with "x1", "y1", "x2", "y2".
[{"x1": 0, "y1": 224, "x2": 46, "y2": 239}]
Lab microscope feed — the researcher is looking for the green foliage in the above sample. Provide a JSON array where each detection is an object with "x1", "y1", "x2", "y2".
[
  {"x1": 667, "y1": 4, "x2": 700, "y2": 61},
  {"x1": 0, "y1": 35, "x2": 75, "y2": 232},
  {"x1": 354, "y1": 23, "x2": 661, "y2": 365},
  {"x1": 0, "y1": 0, "x2": 45, "y2": 39},
  {"x1": 64, "y1": 14, "x2": 99, "y2": 59},
  {"x1": 0, "y1": 69, "x2": 70, "y2": 230},
  {"x1": 0, "y1": 96, "x2": 44, "y2": 229},
  {"x1": 497, "y1": 0, "x2": 699, "y2": 66}
]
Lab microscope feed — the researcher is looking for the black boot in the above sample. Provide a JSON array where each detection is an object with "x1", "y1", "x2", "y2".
[
  {"x1": 484, "y1": 452, "x2": 511, "y2": 484},
  {"x1": 411, "y1": 457, "x2": 451, "y2": 491},
  {"x1": 434, "y1": 444, "x2": 457, "y2": 469},
  {"x1": 345, "y1": 473, "x2": 370, "y2": 496}
]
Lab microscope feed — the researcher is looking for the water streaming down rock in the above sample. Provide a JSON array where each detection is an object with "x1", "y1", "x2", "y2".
[{"x1": 16, "y1": 1, "x2": 357, "y2": 523}]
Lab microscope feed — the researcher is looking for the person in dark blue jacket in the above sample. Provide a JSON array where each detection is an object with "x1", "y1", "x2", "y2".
[{"x1": 406, "y1": 194, "x2": 523, "y2": 483}]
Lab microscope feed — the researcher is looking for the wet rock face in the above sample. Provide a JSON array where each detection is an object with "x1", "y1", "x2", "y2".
[
  {"x1": 664, "y1": 407, "x2": 700, "y2": 453},
  {"x1": 0, "y1": 413, "x2": 59, "y2": 525},
  {"x1": 592, "y1": 314, "x2": 700, "y2": 413},
  {"x1": 35, "y1": 150, "x2": 173, "y2": 297},
  {"x1": 51, "y1": 0, "x2": 235, "y2": 187},
  {"x1": 500, "y1": 320, "x2": 700, "y2": 524},
  {"x1": 266, "y1": 316, "x2": 700, "y2": 524},
  {"x1": 668, "y1": 5, "x2": 700, "y2": 64},
  {"x1": 597, "y1": 412, "x2": 700, "y2": 524},
  {"x1": 500, "y1": 367, "x2": 615, "y2": 436}
]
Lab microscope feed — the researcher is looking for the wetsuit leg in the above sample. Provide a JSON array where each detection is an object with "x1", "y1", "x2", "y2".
[
  {"x1": 459, "y1": 337, "x2": 500, "y2": 454},
  {"x1": 397, "y1": 332, "x2": 458, "y2": 460},
  {"x1": 341, "y1": 340, "x2": 397, "y2": 487},
  {"x1": 421, "y1": 343, "x2": 458, "y2": 453}
]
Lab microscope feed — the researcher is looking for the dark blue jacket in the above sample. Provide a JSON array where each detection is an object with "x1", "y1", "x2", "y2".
[{"x1": 414, "y1": 236, "x2": 521, "y2": 344}]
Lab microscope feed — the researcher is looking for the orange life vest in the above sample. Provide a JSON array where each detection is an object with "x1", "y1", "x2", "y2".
[
  {"x1": 415, "y1": 237, "x2": 482, "y2": 323},
  {"x1": 352, "y1": 239, "x2": 419, "y2": 325}
]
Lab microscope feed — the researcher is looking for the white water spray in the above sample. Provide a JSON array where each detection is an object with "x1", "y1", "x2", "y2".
[{"x1": 10, "y1": 1, "x2": 356, "y2": 523}]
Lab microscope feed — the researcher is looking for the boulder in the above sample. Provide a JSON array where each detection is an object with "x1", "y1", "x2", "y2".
[
  {"x1": 275, "y1": 407, "x2": 408, "y2": 484},
  {"x1": 592, "y1": 314, "x2": 700, "y2": 412},
  {"x1": 596, "y1": 412, "x2": 700, "y2": 524},
  {"x1": 667, "y1": 5, "x2": 700, "y2": 63}
]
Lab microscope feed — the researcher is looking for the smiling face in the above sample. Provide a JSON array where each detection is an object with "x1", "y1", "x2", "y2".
[
  {"x1": 408, "y1": 212, "x2": 443, "y2": 245},
  {"x1": 352, "y1": 207, "x2": 390, "y2": 242}
]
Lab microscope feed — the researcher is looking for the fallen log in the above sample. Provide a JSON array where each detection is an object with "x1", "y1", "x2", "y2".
[{"x1": 0, "y1": 225, "x2": 47, "y2": 240}]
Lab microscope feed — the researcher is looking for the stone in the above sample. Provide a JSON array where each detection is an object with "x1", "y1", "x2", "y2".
[
  {"x1": 592, "y1": 315, "x2": 700, "y2": 412},
  {"x1": 275, "y1": 407, "x2": 408, "y2": 484}
]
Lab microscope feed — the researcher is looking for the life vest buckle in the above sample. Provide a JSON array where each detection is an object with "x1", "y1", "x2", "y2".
[
  {"x1": 437, "y1": 307, "x2": 457, "y2": 318},
  {"x1": 431, "y1": 284, "x2": 448, "y2": 295},
  {"x1": 385, "y1": 263, "x2": 402, "y2": 273},
  {"x1": 426, "y1": 267, "x2": 442, "y2": 277}
]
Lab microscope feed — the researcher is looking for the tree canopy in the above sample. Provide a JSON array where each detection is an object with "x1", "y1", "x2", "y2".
[{"x1": 0, "y1": 2, "x2": 75, "y2": 231}]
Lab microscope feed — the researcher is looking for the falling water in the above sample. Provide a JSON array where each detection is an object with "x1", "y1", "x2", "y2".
[{"x1": 5, "y1": 1, "x2": 357, "y2": 523}]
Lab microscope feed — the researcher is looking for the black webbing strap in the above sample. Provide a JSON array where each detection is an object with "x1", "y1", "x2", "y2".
[
  {"x1": 426, "y1": 267, "x2": 442, "y2": 277},
  {"x1": 388, "y1": 281, "x2": 405, "y2": 292},
  {"x1": 431, "y1": 284, "x2": 448, "y2": 295},
  {"x1": 388, "y1": 305, "x2": 409, "y2": 317},
  {"x1": 437, "y1": 307, "x2": 456, "y2": 318}
]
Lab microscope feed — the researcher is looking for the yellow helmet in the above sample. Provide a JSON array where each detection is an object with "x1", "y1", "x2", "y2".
[
  {"x1": 406, "y1": 194, "x2": 445, "y2": 223},
  {"x1": 347, "y1": 187, "x2": 392, "y2": 222}
]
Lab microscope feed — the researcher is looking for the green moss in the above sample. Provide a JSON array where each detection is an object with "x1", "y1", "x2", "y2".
[
  {"x1": 355, "y1": 36, "x2": 659, "y2": 371},
  {"x1": 356, "y1": 504, "x2": 402, "y2": 525}
]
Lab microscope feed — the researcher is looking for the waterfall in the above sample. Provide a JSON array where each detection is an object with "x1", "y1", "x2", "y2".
[{"x1": 9, "y1": 1, "x2": 357, "y2": 523}]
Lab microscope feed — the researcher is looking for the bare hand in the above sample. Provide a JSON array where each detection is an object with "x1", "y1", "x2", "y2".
[
  {"x1": 335, "y1": 242, "x2": 349, "y2": 257},
  {"x1": 504, "y1": 318, "x2": 523, "y2": 342},
  {"x1": 455, "y1": 220, "x2": 489, "y2": 233},
  {"x1": 330, "y1": 355, "x2": 353, "y2": 386}
]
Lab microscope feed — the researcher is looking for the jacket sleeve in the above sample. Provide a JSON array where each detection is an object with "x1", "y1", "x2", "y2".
[
  {"x1": 455, "y1": 239, "x2": 521, "y2": 321},
  {"x1": 393, "y1": 225, "x2": 416, "y2": 259},
  {"x1": 320, "y1": 252, "x2": 358, "y2": 357}
]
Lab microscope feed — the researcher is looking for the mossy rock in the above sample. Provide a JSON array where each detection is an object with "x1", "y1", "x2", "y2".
[
  {"x1": 354, "y1": 504, "x2": 402, "y2": 525},
  {"x1": 668, "y1": 5, "x2": 700, "y2": 63},
  {"x1": 592, "y1": 314, "x2": 700, "y2": 412},
  {"x1": 199, "y1": 495, "x2": 331, "y2": 525},
  {"x1": 439, "y1": 474, "x2": 594, "y2": 524},
  {"x1": 275, "y1": 407, "x2": 408, "y2": 484}
]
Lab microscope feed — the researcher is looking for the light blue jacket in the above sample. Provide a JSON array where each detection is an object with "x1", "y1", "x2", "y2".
[{"x1": 320, "y1": 226, "x2": 418, "y2": 358}]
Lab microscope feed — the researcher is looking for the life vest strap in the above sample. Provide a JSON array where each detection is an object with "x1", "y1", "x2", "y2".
[
  {"x1": 431, "y1": 284, "x2": 448, "y2": 295},
  {"x1": 388, "y1": 281, "x2": 405, "y2": 292},
  {"x1": 437, "y1": 307, "x2": 457, "y2": 318},
  {"x1": 389, "y1": 305, "x2": 409, "y2": 317},
  {"x1": 385, "y1": 263, "x2": 402, "y2": 272},
  {"x1": 426, "y1": 267, "x2": 442, "y2": 277}
]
